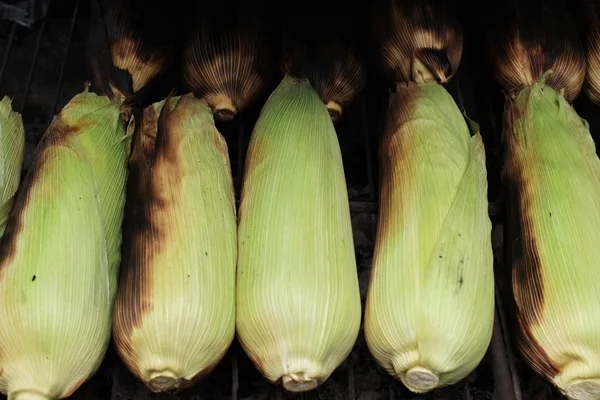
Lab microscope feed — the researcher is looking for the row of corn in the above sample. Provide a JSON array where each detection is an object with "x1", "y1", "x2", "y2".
[{"x1": 1, "y1": 0, "x2": 600, "y2": 399}]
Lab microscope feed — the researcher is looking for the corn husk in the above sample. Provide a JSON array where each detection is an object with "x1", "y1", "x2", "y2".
[
  {"x1": 372, "y1": 0, "x2": 463, "y2": 84},
  {"x1": 487, "y1": 2, "x2": 600, "y2": 397},
  {"x1": 58, "y1": 91, "x2": 133, "y2": 303},
  {"x1": 503, "y1": 74, "x2": 600, "y2": 400},
  {"x1": 0, "y1": 91, "x2": 131, "y2": 399},
  {"x1": 0, "y1": 97, "x2": 25, "y2": 236},
  {"x1": 487, "y1": 0, "x2": 585, "y2": 101},
  {"x1": 182, "y1": 6, "x2": 272, "y2": 121},
  {"x1": 366, "y1": 0, "x2": 494, "y2": 393},
  {"x1": 583, "y1": 0, "x2": 600, "y2": 105},
  {"x1": 280, "y1": 27, "x2": 366, "y2": 122},
  {"x1": 364, "y1": 82, "x2": 494, "y2": 393},
  {"x1": 113, "y1": 94, "x2": 237, "y2": 393},
  {"x1": 87, "y1": 0, "x2": 179, "y2": 100},
  {"x1": 236, "y1": 75, "x2": 361, "y2": 392}
]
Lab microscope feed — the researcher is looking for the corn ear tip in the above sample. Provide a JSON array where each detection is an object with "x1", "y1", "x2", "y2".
[{"x1": 0, "y1": 95, "x2": 22, "y2": 121}]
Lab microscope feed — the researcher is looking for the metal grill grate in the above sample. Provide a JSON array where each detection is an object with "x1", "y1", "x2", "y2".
[{"x1": 0, "y1": 0, "x2": 589, "y2": 399}]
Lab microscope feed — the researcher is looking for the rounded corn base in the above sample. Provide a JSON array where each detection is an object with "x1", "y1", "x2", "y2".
[
  {"x1": 402, "y1": 366, "x2": 440, "y2": 393},
  {"x1": 8, "y1": 391, "x2": 51, "y2": 400},
  {"x1": 147, "y1": 371, "x2": 182, "y2": 393},
  {"x1": 281, "y1": 373, "x2": 318, "y2": 392},
  {"x1": 565, "y1": 381, "x2": 600, "y2": 400}
]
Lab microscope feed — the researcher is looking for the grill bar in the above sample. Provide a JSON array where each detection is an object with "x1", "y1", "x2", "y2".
[
  {"x1": 232, "y1": 355, "x2": 239, "y2": 400},
  {"x1": 18, "y1": 17, "x2": 46, "y2": 113},
  {"x1": 360, "y1": 96, "x2": 376, "y2": 202},
  {"x1": 0, "y1": 21, "x2": 16, "y2": 86},
  {"x1": 51, "y1": 0, "x2": 80, "y2": 116}
]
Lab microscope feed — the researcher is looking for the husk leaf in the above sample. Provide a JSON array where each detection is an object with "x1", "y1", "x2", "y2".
[
  {"x1": 236, "y1": 75, "x2": 361, "y2": 392},
  {"x1": 365, "y1": 82, "x2": 494, "y2": 393},
  {"x1": 113, "y1": 94, "x2": 237, "y2": 393}
]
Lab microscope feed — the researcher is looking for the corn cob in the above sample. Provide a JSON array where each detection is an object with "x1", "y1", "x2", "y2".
[
  {"x1": 488, "y1": 0, "x2": 600, "y2": 398},
  {"x1": 365, "y1": 0, "x2": 494, "y2": 393},
  {"x1": 0, "y1": 90, "x2": 131, "y2": 399},
  {"x1": 182, "y1": 5, "x2": 273, "y2": 121},
  {"x1": 236, "y1": 74, "x2": 361, "y2": 392},
  {"x1": 113, "y1": 93, "x2": 237, "y2": 393}
]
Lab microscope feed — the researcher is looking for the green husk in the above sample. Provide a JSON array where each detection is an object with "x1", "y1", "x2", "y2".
[
  {"x1": 504, "y1": 75, "x2": 600, "y2": 400},
  {"x1": 236, "y1": 74, "x2": 361, "y2": 392},
  {"x1": 0, "y1": 91, "x2": 132, "y2": 399},
  {"x1": 113, "y1": 94, "x2": 237, "y2": 393},
  {"x1": 365, "y1": 82, "x2": 494, "y2": 393},
  {"x1": 0, "y1": 97, "x2": 25, "y2": 236},
  {"x1": 57, "y1": 91, "x2": 133, "y2": 303}
]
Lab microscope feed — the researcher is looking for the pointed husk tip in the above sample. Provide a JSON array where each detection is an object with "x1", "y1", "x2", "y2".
[{"x1": 565, "y1": 380, "x2": 600, "y2": 400}]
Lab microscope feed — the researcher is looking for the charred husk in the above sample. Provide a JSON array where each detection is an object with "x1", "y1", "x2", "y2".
[
  {"x1": 182, "y1": 4, "x2": 273, "y2": 122},
  {"x1": 280, "y1": 11, "x2": 366, "y2": 123},
  {"x1": 371, "y1": 0, "x2": 463, "y2": 85},
  {"x1": 487, "y1": 0, "x2": 585, "y2": 101},
  {"x1": 582, "y1": 0, "x2": 600, "y2": 106},
  {"x1": 87, "y1": 0, "x2": 181, "y2": 100}
]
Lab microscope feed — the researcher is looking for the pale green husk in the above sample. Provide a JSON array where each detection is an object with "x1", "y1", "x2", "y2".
[
  {"x1": 365, "y1": 82, "x2": 494, "y2": 393},
  {"x1": 0, "y1": 91, "x2": 131, "y2": 399},
  {"x1": 112, "y1": 94, "x2": 237, "y2": 392},
  {"x1": 0, "y1": 96, "x2": 25, "y2": 236},
  {"x1": 505, "y1": 77, "x2": 600, "y2": 400},
  {"x1": 236, "y1": 74, "x2": 361, "y2": 392},
  {"x1": 58, "y1": 92, "x2": 133, "y2": 303}
]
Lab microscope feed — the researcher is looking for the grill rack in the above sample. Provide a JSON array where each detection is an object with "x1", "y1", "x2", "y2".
[{"x1": 0, "y1": 0, "x2": 592, "y2": 398}]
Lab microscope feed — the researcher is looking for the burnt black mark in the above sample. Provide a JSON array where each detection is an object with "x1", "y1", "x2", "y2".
[
  {"x1": 114, "y1": 95, "x2": 189, "y2": 376},
  {"x1": 505, "y1": 166, "x2": 546, "y2": 325},
  {"x1": 113, "y1": 105, "x2": 161, "y2": 376},
  {"x1": 458, "y1": 275, "x2": 464, "y2": 288},
  {"x1": 517, "y1": 308, "x2": 561, "y2": 380},
  {"x1": 503, "y1": 104, "x2": 560, "y2": 379},
  {"x1": 31, "y1": 275, "x2": 36, "y2": 282},
  {"x1": 115, "y1": 104, "x2": 162, "y2": 334}
]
